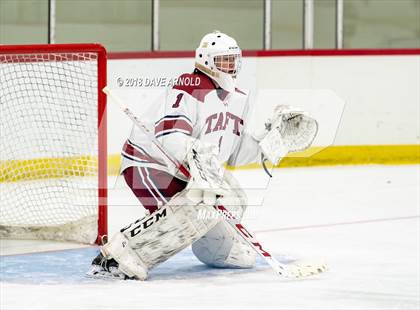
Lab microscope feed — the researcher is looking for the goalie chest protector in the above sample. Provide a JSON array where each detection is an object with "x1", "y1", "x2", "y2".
[{"x1": 122, "y1": 71, "x2": 250, "y2": 174}]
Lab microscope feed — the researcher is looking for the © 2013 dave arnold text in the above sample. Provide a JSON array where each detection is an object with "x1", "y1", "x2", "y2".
[{"x1": 117, "y1": 76, "x2": 201, "y2": 88}]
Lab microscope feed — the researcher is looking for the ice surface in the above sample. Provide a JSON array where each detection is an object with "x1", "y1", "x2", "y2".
[{"x1": 1, "y1": 165, "x2": 419, "y2": 310}]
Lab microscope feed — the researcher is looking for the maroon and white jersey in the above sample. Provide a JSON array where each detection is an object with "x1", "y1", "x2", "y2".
[{"x1": 121, "y1": 70, "x2": 260, "y2": 180}]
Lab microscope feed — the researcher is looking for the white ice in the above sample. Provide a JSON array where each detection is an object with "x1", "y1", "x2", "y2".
[{"x1": 1, "y1": 165, "x2": 419, "y2": 310}]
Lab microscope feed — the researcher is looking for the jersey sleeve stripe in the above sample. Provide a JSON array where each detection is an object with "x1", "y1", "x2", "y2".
[
  {"x1": 155, "y1": 114, "x2": 192, "y2": 126},
  {"x1": 122, "y1": 141, "x2": 162, "y2": 165},
  {"x1": 155, "y1": 130, "x2": 191, "y2": 139},
  {"x1": 155, "y1": 119, "x2": 193, "y2": 137},
  {"x1": 121, "y1": 153, "x2": 149, "y2": 164},
  {"x1": 127, "y1": 139, "x2": 154, "y2": 158}
]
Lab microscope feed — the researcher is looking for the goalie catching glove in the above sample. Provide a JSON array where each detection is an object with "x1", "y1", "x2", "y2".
[{"x1": 255, "y1": 105, "x2": 318, "y2": 166}]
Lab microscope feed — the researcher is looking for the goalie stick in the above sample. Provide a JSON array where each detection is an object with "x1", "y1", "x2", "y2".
[
  {"x1": 103, "y1": 86, "x2": 327, "y2": 279},
  {"x1": 215, "y1": 204, "x2": 327, "y2": 277}
]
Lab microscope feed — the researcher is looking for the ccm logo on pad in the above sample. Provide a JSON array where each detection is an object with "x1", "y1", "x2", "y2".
[{"x1": 121, "y1": 208, "x2": 167, "y2": 238}]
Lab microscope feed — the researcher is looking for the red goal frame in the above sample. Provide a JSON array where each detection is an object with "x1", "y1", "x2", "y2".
[{"x1": 0, "y1": 43, "x2": 108, "y2": 244}]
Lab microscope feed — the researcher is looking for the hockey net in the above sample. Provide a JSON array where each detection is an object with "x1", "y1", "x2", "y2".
[{"x1": 0, "y1": 44, "x2": 107, "y2": 244}]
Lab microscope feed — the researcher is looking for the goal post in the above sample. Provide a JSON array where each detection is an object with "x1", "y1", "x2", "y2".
[{"x1": 0, "y1": 44, "x2": 108, "y2": 244}]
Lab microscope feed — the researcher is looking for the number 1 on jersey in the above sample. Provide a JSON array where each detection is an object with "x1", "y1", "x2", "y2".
[{"x1": 172, "y1": 93, "x2": 184, "y2": 108}]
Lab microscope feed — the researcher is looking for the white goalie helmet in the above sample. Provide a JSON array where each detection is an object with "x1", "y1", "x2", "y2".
[{"x1": 195, "y1": 31, "x2": 242, "y2": 93}]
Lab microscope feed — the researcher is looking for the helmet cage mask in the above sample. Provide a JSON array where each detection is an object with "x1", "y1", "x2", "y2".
[
  {"x1": 195, "y1": 31, "x2": 242, "y2": 92},
  {"x1": 212, "y1": 52, "x2": 241, "y2": 78}
]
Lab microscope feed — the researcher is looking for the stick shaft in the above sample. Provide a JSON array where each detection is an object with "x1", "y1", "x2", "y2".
[
  {"x1": 103, "y1": 87, "x2": 190, "y2": 178},
  {"x1": 216, "y1": 205, "x2": 288, "y2": 276}
]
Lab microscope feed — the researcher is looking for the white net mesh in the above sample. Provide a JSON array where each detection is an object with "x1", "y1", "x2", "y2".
[{"x1": 0, "y1": 50, "x2": 104, "y2": 244}]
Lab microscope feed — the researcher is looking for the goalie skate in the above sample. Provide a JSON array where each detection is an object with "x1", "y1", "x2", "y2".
[{"x1": 86, "y1": 252, "x2": 133, "y2": 280}]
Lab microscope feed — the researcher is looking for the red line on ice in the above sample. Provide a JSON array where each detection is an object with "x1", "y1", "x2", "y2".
[{"x1": 255, "y1": 215, "x2": 420, "y2": 233}]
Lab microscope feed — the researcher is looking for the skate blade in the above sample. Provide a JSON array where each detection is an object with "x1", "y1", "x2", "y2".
[{"x1": 85, "y1": 265, "x2": 131, "y2": 281}]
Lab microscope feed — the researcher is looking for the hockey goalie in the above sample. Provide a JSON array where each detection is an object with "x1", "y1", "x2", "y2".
[{"x1": 87, "y1": 31, "x2": 318, "y2": 280}]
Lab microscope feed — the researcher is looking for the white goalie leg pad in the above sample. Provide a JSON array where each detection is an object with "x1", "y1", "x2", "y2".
[
  {"x1": 192, "y1": 194, "x2": 256, "y2": 269},
  {"x1": 184, "y1": 140, "x2": 256, "y2": 268},
  {"x1": 192, "y1": 220, "x2": 256, "y2": 268},
  {"x1": 192, "y1": 170, "x2": 256, "y2": 269},
  {"x1": 101, "y1": 191, "x2": 221, "y2": 280},
  {"x1": 101, "y1": 232, "x2": 148, "y2": 280}
]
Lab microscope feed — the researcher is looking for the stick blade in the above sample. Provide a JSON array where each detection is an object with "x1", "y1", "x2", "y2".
[{"x1": 285, "y1": 260, "x2": 328, "y2": 278}]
